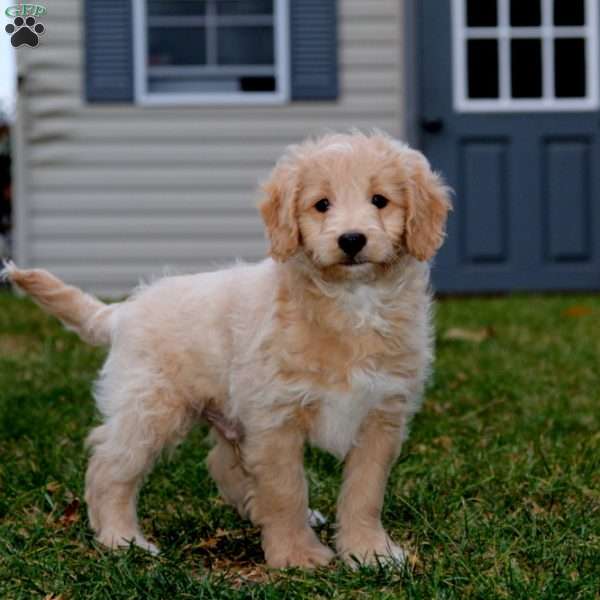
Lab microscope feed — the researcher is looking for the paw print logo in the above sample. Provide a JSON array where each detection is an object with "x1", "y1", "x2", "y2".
[{"x1": 5, "y1": 16, "x2": 45, "y2": 48}]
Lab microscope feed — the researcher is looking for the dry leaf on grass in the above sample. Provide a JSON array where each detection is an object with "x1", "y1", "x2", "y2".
[
  {"x1": 58, "y1": 498, "x2": 80, "y2": 527},
  {"x1": 46, "y1": 481, "x2": 61, "y2": 494},
  {"x1": 443, "y1": 327, "x2": 494, "y2": 343},
  {"x1": 434, "y1": 435, "x2": 453, "y2": 450},
  {"x1": 527, "y1": 499, "x2": 546, "y2": 516},
  {"x1": 405, "y1": 550, "x2": 421, "y2": 571},
  {"x1": 196, "y1": 536, "x2": 220, "y2": 550},
  {"x1": 196, "y1": 527, "x2": 248, "y2": 549},
  {"x1": 0, "y1": 334, "x2": 40, "y2": 357},
  {"x1": 562, "y1": 306, "x2": 593, "y2": 318},
  {"x1": 210, "y1": 560, "x2": 272, "y2": 588}
]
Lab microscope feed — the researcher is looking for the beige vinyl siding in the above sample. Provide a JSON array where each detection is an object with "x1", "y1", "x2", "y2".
[{"x1": 16, "y1": 0, "x2": 405, "y2": 296}]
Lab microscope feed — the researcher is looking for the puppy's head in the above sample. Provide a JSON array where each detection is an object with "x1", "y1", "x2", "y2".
[{"x1": 260, "y1": 132, "x2": 451, "y2": 278}]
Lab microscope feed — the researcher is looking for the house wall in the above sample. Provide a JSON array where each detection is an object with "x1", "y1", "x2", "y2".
[{"x1": 15, "y1": 0, "x2": 406, "y2": 296}]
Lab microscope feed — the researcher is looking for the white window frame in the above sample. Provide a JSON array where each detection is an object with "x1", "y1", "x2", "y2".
[
  {"x1": 133, "y1": 0, "x2": 290, "y2": 106},
  {"x1": 452, "y1": 0, "x2": 600, "y2": 112}
]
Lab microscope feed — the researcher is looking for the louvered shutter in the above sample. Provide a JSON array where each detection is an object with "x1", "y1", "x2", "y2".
[
  {"x1": 290, "y1": 0, "x2": 339, "y2": 101},
  {"x1": 85, "y1": 0, "x2": 134, "y2": 102}
]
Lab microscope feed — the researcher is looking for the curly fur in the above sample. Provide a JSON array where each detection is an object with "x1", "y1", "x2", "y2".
[{"x1": 3, "y1": 132, "x2": 451, "y2": 568}]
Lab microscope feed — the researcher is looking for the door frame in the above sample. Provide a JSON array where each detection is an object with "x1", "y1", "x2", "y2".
[
  {"x1": 403, "y1": 0, "x2": 423, "y2": 149},
  {"x1": 403, "y1": 0, "x2": 600, "y2": 293},
  {"x1": 404, "y1": 0, "x2": 600, "y2": 144}
]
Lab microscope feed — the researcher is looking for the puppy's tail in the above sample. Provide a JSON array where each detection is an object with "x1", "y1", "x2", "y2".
[{"x1": 1, "y1": 260, "x2": 117, "y2": 347}]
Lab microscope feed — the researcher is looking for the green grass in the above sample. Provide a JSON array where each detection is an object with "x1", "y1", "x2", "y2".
[{"x1": 0, "y1": 291, "x2": 599, "y2": 599}]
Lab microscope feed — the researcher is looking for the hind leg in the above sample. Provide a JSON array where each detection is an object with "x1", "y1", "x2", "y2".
[
  {"x1": 86, "y1": 383, "x2": 195, "y2": 553},
  {"x1": 207, "y1": 432, "x2": 251, "y2": 518}
]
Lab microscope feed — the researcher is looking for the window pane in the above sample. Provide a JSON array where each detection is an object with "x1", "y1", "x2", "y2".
[
  {"x1": 554, "y1": 0, "x2": 585, "y2": 26},
  {"x1": 149, "y1": 76, "x2": 237, "y2": 93},
  {"x1": 555, "y1": 39, "x2": 586, "y2": 97},
  {"x1": 148, "y1": 74, "x2": 276, "y2": 94},
  {"x1": 240, "y1": 76, "x2": 276, "y2": 91},
  {"x1": 511, "y1": 39, "x2": 542, "y2": 98},
  {"x1": 217, "y1": 26, "x2": 274, "y2": 65},
  {"x1": 148, "y1": 1, "x2": 206, "y2": 16},
  {"x1": 467, "y1": 39, "x2": 499, "y2": 98},
  {"x1": 510, "y1": 0, "x2": 541, "y2": 26},
  {"x1": 216, "y1": 1, "x2": 273, "y2": 15},
  {"x1": 466, "y1": 0, "x2": 497, "y2": 27},
  {"x1": 149, "y1": 27, "x2": 207, "y2": 65}
]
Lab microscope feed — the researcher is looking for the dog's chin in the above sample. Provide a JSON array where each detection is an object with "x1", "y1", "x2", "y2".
[
  {"x1": 321, "y1": 260, "x2": 381, "y2": 281},
  {"x1": 299, "y1": 251, "x2": 394, "y2": 282},
  {"x1": 338, "y1": 262, "x2": 377, "y2": 279}
]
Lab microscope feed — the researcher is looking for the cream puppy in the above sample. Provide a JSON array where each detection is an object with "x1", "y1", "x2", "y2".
[{"x1": 2, "y1": 131, "x2": 451, "y2": 568}]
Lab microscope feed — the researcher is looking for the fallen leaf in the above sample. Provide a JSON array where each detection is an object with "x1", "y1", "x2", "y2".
[
  {"x1": 443, "y1": 327, "x2": 494, "y2": 343},
  {"x1": 528, "y1": 499, "x2": 546, "y2": 515},
  {"x1": 46, "y1": 482, "x2": 61, "y2": 494},
  {"x1": 197, "y1": 537, "x2": 220, "y2": 549},
  {"x1": 562, "y1": 306, "x2": 593, "y2": 318},
  {"x1": 434, "y1": 435, "x2": 453, "y2": 450},
  {"x1": 213, "y1": 561, "x2": 272, "y2": 588},
  {"x1": 406, "y1": 550, "x2": 421, "y2": 570},
  {"x1": 58, "y1": 498, "x2": 80, "y2": 527}
]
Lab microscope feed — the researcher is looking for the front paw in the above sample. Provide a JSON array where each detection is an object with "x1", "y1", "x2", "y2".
[
  {"x1": 336, "y1": 527, "x2": 406, "y2": 568},
  {"x1": 96, "y1": 529, "x2": 160, "y2": 555},
  {"x1": 263, "y1": 526, "x2": 334, "y2": 569}
]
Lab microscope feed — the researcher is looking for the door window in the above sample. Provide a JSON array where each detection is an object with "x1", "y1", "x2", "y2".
[{"x1": 453, "y1": 0, "x2": 599, "y2": 111}]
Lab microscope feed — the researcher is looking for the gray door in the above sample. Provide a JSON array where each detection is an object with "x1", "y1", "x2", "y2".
[{"x1": 420, "y1": 0, "x2": 600, "y2": 292}]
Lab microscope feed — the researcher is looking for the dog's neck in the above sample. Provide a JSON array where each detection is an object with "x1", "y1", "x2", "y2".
[{"x1": 276, "y1": 254, "x2": 429, "y2": 333}]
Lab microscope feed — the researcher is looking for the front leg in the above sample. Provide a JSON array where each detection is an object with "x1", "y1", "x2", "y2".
[
  {"x1": 336, "y1": 407, "x2": 406, "y2": 567},
  {"x1": 243, "y1": 422, "x2": 334, "y2": 568}
]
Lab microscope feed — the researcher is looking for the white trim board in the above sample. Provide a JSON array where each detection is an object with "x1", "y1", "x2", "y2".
[{"x1": 452, "y1": 0, "x2": 600, "y2": 112}]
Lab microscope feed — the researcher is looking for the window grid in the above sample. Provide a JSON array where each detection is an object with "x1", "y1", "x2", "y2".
[
  {"x1": 133, "y1": 0, "x2": 290, "y2": 105},
  {"x1": 147, "y1": 16, "x2": 275, "y2": 27},
  {"x1": 453, "y1": 0, "x2": 600, "y2": 111}
]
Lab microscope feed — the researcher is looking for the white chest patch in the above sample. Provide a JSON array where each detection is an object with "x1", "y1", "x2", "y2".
[
  {"x1": 338, "y1": 284, "x2": 392, "y2": 333},
  {"x1": 308, "y1": 369, "x2": 410, "y2": 459}
]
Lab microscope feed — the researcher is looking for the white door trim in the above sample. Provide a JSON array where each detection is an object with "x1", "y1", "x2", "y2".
[{"x1": 452, "y1": 0, "x2": 600, "y2": 112}]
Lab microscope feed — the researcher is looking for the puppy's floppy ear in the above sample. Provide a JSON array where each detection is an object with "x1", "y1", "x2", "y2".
[
  {"x1": 403, "y1": 150, "x2": 452, "y2": 262},
  {"x1": 259, "y1": 161, "x2": 300, "y2": 262}
]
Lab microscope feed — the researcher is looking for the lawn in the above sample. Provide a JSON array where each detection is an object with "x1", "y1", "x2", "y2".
[{"x1": 0, "y1": 290, "x2": 598, "y2": 599}]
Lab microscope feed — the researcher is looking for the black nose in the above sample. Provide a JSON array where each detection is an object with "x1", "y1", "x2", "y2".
[{"x1": 338, "y1": 232, "x2": 367, "y2": 257}]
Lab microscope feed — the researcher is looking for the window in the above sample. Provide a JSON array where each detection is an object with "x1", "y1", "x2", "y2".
[
  {"x1": 133, "y1": 0, "x2": 289, "y2": 105},
  {"x1": 453, "y1": 0, "x2": 599, "y2": 111}
]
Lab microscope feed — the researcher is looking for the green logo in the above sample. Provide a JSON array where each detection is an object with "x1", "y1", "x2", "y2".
[{"x1": 5, "y1": 4, "x2": 47, "y2": 18}]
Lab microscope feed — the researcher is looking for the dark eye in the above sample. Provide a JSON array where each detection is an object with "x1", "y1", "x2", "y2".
[
  {"x1": 314, "y1": 198, "x2": 330, "y2": 213},
  {"x1": 372, "y1": 194, "x2": 389, "y2": 209}
]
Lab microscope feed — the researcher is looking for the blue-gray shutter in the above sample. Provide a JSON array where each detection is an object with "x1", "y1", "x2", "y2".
[
  {"x1": 290, "y1": 0, "x2": 339, "y2": 101},
  {"x1": 85, "y1": 0, "x2": 134, "y2": 102}
]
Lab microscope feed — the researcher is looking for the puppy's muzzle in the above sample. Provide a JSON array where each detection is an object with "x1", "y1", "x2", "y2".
[{"x1": 338, "y1": 232, "x2": 367, "y2": 257}]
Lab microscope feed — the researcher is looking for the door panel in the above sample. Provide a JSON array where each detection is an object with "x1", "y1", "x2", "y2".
[
  {"x1": 420, "y1": 0, "x2": 600, "y2": 292},
  {"x1": 462, "y1": 141, "x2": 508, "y2": 263},
  {"x1": 545, "y1": 139, "x2": 591, "y2": 261}
]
